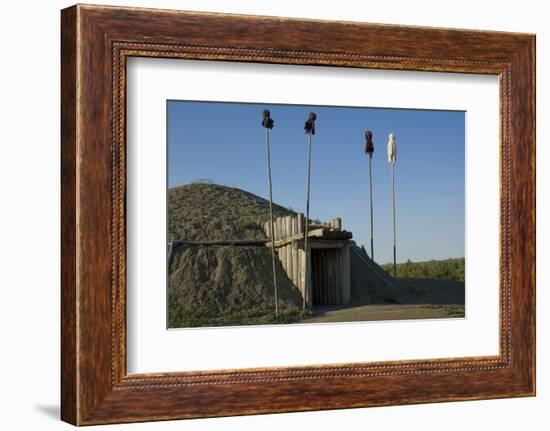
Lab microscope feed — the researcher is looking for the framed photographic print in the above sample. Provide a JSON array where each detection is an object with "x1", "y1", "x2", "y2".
[{"x1": 61, "y1": 4, "x2": 535, "y2": 425}]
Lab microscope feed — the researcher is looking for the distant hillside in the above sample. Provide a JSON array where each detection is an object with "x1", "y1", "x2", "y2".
[{"x1": 381, "y1": 258, "x2": 465, "y2": 282}]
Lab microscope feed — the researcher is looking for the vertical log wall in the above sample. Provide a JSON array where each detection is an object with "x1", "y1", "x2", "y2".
[
  {"x1": 264, "y1": 214, "x2": 351, "y2": 306},
  {"x1": 264, "y1": 214, "x2": 306, "y2": 300}
]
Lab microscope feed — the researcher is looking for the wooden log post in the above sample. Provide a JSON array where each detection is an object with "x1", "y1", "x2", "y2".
[
  {"x1": 297, "y1": 213, "x2": 304, "y2": 235},
  {"x1": 295, "y1": 247, "x2": 301, "y2": 296},
  {"x1": 328, "y1": 250, "x2": 333, "y2": 304},
  {"x1": 336, "y1": 250, "x2": 342, "y2": 304},
  {"x1": 285, "y1": 216, "x2": 292, "y2": 239},
  {"x1": 283, "y1": 217, "x2": 290, "y2": 271},
  {"x1": 299, "y1": 248, "x2": 306, "y2": 300},
  {"x1": 286, "y1": 222, "x2": 294, "y2": 287},
  {"x1": 306, "y1": 247, "x2": 312, "y2": 307},
  {"x1": 284, "y1": 219, "x2": 290, "y2": 271},
  {"x1": 295, "y1": 213, "x2": 305, "y2": 304},
  {"x1": 341, "y1": 244, "x2": 351, "y2": 304},
  {"x1": 294, "y1": 217, "x2": 300, "y2": 288},
  {"x1": 278, "y1": 218, "x2": 285, "y2": 270},
  {"x1": 285, "y1": 243, "x2": 292, "y2": 278},
  {"x1": 331, "y1": 251, "x2": 337, "y2": 304},
  {"x1": 327, "y1": 252, "x2": 331, "y2": 305},
  {"x1": 292, "y1": 242, "x2": 299, "y2": 291}
]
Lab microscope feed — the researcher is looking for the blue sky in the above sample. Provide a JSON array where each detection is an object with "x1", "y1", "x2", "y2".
[{"x1": 167, "y1": 100, "x2": 465, "y2": 265}]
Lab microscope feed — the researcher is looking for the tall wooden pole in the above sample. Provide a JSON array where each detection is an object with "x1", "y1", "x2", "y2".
[
  {"x1": 303, "y1": 132, "x2": 312, "y2": 310},
  {"x1": 365, "y1": 130, "x2": 375, "y2": 261},
  {"x1": 369, "y1": 156, "x2": 374, "y2": 260},
  {"x1": 265, "y1": 128, "x2": 279, "y2": 316},
  {"x1": 387, "y1": 132, "x2": 397, "y2": 278},
  {"x1": 262, "y1": 110, "x2": 278, "y2": 316},
  {"x1": 303, "y1": 112, "x2": 316, "y2": 311},
  {"x1": 392, "y1": 162, "x2": 396, "y2": 277}
]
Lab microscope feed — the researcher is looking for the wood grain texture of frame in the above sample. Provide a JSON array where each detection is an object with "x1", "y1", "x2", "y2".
[{"x1": 61, "y1": 4, "x2": 535, "y2": 425}]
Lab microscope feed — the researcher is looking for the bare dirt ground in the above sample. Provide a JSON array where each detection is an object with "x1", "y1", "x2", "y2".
[
  {"x1": 305, "y1": 303, "x2": 465, "y2": 324},
  {"x1": 305, "y1": 276, "x2": 465, "y2": 324}
]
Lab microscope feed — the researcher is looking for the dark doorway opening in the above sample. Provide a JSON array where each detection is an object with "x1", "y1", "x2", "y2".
[{"x1": 311, "y1": 248, "x2": 342, "y2": 305}]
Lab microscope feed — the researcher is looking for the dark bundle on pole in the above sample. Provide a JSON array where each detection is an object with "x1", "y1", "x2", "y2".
[
  {"x1": 304, "y1": 112, "x2": 316, "y2": 135},
  {"x1": 365, "y1": 130, "x2": 374, "y2": 158},
  {"x1": 364, "y1": 130, "x2": 375, "y2": 261},
  {"x1": 262, "y1": 109, "x2": 278, "y2": 316},
  {"x1": 262, "y1": 109, "x2": 274, "y2": 129},
  {"x1": 303, "y1": 112, "x2": 316, "y2": 311}
]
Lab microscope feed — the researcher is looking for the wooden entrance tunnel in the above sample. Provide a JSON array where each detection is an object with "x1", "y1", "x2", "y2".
[{"x1": 264, "y1": 214, "x2": 352, "y2": 307}]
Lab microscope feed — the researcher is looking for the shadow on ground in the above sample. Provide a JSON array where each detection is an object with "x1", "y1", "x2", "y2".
[{"x1": 35, "y1": 404, "x2": 59, "y2": 420}]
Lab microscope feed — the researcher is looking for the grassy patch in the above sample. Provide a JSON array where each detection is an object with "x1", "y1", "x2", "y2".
[
  {"x1": 445, "y1": 304, "x2": 465, "y2": 318},
  {"x1": 169, "y1": 306, "x2": 302, "y2": 328}
]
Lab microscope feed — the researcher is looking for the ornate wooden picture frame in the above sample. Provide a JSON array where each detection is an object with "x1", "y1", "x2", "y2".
[{"x1": 61, "y1": 4, "x2": 535, "y2": 425}]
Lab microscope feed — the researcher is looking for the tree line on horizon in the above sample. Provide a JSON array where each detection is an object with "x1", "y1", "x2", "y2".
[{"x1": 381, "y1": 257, "x2": 465, "y2": 282}]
